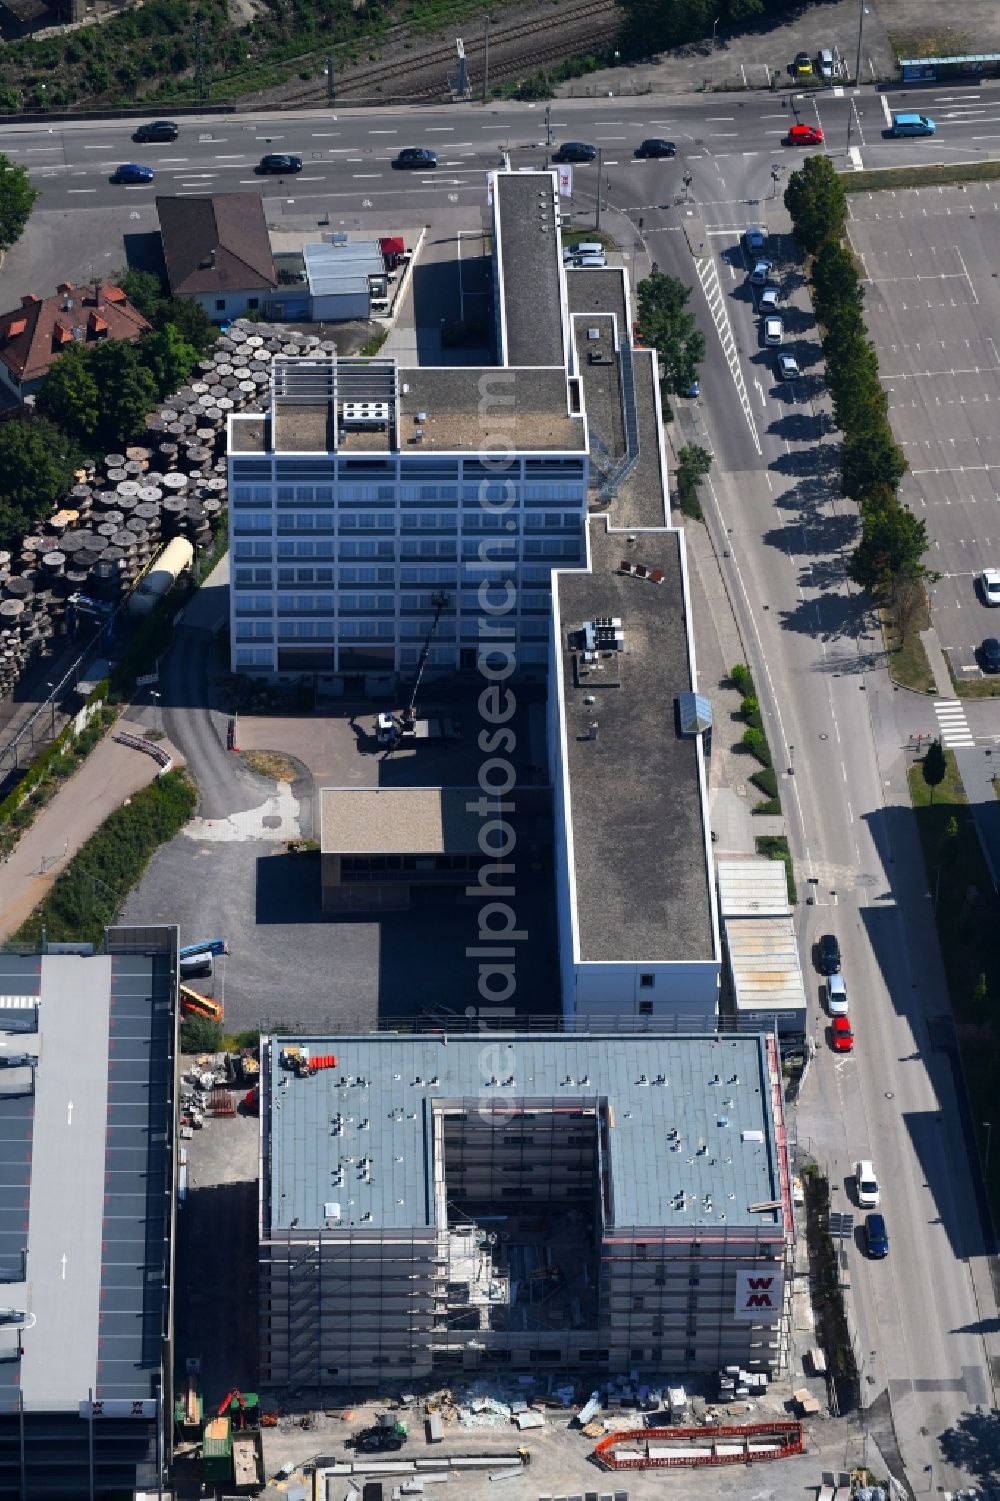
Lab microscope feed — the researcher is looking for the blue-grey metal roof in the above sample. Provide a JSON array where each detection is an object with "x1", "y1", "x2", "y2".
[
  {"x1": 265, "y1": 1033, "x2": 783, "y2": 1237},
  {"x1": 304, "y1": 240, "x2": 383, "y2": 297},
  {"x1": 0, "y1": 945, "x2": 173, "y2": 1417},
  {"x1": 898, "y1": 53, "x2": 1000, "y2": 64}
]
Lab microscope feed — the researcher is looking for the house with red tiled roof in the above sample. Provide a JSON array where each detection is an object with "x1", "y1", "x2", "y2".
[
  {"x1": 0, "y1": 282, "x2": 150, "y2": 401},
  {"x1": 156, "y1": 193, "x2": 278, "y2": 324}
]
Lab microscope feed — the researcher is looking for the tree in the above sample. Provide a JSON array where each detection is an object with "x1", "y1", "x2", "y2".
[
  {"x1": 0, "y1": 417, "x2": 80, "y2": 555},
  {"x1": 155, "y1": 297, "x2": 217, "y2": 354},
  {"x1": 142, "y1": 322, "x2": 199, "y2": 399},
  {"x1": 0, "y1": 152, "x2": 38, "y2": 252},
  {"x1": 783, "y1": 155, "x2": 847, "y2": 255},
  {"x1": 88, "y1": 340, "x2": 159, "y2": 447},
  {"x1": 848, "y1": 496, "x2": 927, "y2": 594},
  {"x1": 37, "y1": 342, "x2": 101, "y2": 446},
  {"x1": 114, "y1": 267, "x2": 164, "y2": 321},
  {"x1": 811, "y1": 241, "x2": 864, "y2": 316},
  {"x1": 636, "y1": 270, "x2": 706, "y2": 395},
  {"x1": 38, "y1": 339, "x2": 158, "y2": 450},
  {"x1": 841, "y1": 423, "x2": 908, "y2": 501},
  {"x1": 675, "y1": 442, "x2": 713, "y2": 519},
  {"x1": 921, "y1": 738, "x2": 946, "y2": 803}
]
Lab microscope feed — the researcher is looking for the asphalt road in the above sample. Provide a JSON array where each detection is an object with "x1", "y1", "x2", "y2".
[
  {"x1": 597, "y1": 87, "x2": 1000, "y2": 1494},
  {"x1": 4, "y1": 82, "x2": 1000, "y2": 212}
]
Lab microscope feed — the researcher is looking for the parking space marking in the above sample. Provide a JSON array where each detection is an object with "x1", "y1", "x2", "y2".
[{"x1": 695, "y1": 254, "x2": 761, "y2": 457}]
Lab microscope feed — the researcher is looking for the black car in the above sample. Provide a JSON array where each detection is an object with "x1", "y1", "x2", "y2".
[
  {"x1": 865, "y1": 1212, "x2": 889, "y2": 1259},
  {"x1": 817, "y1": 933, "x2": 841, "y2": 975},
  {"x1": 982, "y1": 637, "x2": 1000, "y2": 673},
  {"x1": 394, "y1": 147, "x2": 437, "y2": 169},
  {"x1": 133, "y1": 119, "x2": 178, "y2": 143},
  {"x1": 553, "y1": 141, "x2": 597, "y2": 163},
  {"x1": 258, "y1": 153, "x2": 302, "y2": 174},
  {"x1": 635, "y1": 138, "x2": 677, "y2": 159}
]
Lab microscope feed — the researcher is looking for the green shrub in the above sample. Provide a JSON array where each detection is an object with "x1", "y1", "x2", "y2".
[
  {"x1": 750, "y1": 766, "x2": 778, "y2": 800},
  {"x1": 8, "y1": 770, "x2": 196, "y2": 951},
  {"x1": 741, "y1": 726, "x2": 772, "y2": 767},
  {"x1": 181, "y1": 1014, "x2": 223, "y2": 1053},
  {"x1": 740, "y1": 693, "x2": 762, "y2": 729},
  {"x1": 731, "y1": 663, "x2": 753, "y2": 695}
]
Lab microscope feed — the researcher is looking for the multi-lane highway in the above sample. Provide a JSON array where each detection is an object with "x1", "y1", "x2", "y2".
[
  {"x1": 4, "y1": 82, "x2": 1000, "y2": 210},
  {"x1": 4, "y1": 76, "x2": 1000, "y2": 1491}
]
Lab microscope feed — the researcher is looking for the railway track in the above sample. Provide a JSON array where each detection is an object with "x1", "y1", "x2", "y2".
[{"x1": 275, "y1": 0, "x2": 620, "y2": 106}]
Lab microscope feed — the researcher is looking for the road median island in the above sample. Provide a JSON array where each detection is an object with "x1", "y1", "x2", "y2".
[{"x1": 844, "y1": 160, "x2": 1000, "y2": 194}]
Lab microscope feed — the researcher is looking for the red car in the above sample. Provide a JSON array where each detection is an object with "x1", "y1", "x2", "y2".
[
  {"x1": 787, "y1": 123, "x2": 824, "y2": 146},
  {"x1": 831, "y1": 1016, "x2": 854, "y2": 1052}
]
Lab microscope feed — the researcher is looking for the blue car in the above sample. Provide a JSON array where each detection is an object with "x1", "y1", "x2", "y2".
[
  {"x1": 113, "y1": 163, "x2": 155, "y2": 184},
  {"x1": 865, "y1": 1212, "x2": 889, "y2": 1259}
]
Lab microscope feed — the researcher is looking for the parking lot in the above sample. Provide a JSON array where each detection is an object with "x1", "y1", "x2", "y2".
[
  {"x1": 122, "y1": 687, "x2": 560, "y2": 1033},
  {"x1": 848, "y1": 181, "x2": 1000, "y2": 684}
]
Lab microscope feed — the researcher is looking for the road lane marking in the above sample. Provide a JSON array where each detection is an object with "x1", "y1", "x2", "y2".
[{"x1": 67, "y1": 188, "x2": 97, "y2": 193}]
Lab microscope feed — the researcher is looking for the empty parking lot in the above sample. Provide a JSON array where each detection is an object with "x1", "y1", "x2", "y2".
[{"x1": 848, "y1": 181, "x2": 1000, "y2": 684}]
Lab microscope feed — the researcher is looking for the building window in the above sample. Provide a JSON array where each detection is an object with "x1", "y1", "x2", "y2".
[
  {"x1": 215, "y1": 299, "x2": 226, "y2": 312},
  {"x1": 640, "y1": 973, "x2": 655, "y2": 989},
  {"x1": 248, "y1": 298, "x2": 260, "y2": 310},
  {"x1": 638, "y1": 1001, "x2": 653, "y2": 1016}
]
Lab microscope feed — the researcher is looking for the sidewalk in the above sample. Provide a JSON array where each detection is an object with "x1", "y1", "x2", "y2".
[{"x1": 0, "y1": 720, "x2": 184, "y2": 945}]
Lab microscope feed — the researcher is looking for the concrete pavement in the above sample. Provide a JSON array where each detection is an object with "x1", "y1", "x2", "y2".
[{"x1": 0, "y1": 719, "x2": 181, "y2": 944}]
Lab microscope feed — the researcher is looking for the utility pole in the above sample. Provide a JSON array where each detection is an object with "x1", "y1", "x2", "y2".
[
  {"x1": 854, "y1": 0, "x2": 865, "y2": 86},
  {"x1": 544, "y1": 103, "x2": 552, "y2": 146},
  {"x1": 194, "y1": 10, "x2": 208, "y2": 106},
  {"x1": 595, "y1": 146, "x2": 603, "y2": 232},
  {"x1": 483, "y1": 15, "x2": 490, "y2": 105},
  {"x1": 325, "y1": 54, "x2": 336, "y2": 104}
]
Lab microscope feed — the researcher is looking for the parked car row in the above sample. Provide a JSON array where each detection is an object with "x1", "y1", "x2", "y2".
[{"x1": 815, "y1": 932, "x2": 890, "y2": 1257}]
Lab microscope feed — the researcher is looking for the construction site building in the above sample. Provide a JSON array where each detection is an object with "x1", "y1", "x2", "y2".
[{"x1": 258, "y1": 1032, "x2": 793, "y2": 1391}]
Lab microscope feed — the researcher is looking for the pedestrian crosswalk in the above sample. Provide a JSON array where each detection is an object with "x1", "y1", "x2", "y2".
[{"x1": 934, "y1": 699, "x2": 975, "y2": 749}]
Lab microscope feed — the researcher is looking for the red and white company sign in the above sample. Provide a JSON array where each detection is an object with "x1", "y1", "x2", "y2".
[{"x1": 734, "y1": 1268, "x2": 784, "y2": 1323}]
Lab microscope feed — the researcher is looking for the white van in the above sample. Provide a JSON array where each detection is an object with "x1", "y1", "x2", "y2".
[
  {"x1": 564, "y1": 242, "x2": 605, "y2": 259},
  {"x1": 566, "y1": 255, "x2": 607, "y2": 269},
  {"x1": 180, "y1": 953, "x2": 213, "y2": 980}
]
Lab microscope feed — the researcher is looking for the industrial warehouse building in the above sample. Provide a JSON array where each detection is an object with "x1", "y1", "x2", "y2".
[
  {"x1": 258, "y1": 1032, "x2": 793, "y2": 1391},
  {"x1": 0, "y1": 925, "x2": 179, "y2": 1500}
]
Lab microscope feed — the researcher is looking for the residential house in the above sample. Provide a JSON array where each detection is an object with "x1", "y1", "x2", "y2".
[
  {"x1": 157, "y1": 193, "x2": 278, "y2": 324},
  {"x1": 0, "y1": 282, "x2": 149, "y2": 401}
]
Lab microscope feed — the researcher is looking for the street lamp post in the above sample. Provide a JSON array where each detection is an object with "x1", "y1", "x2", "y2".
[
  {"x1": 788, "y1": 744, "x2": 795, "y2": 775},
  {"x1": 483, "y1": 15, "x2": 490, "y2": 105},
  {"x1": 712, "y1": 15, "x2": 720, "y2": 48},
  {"x1": 324, "y1": 55, "x2": 336, "y2": 104},
  {"x1": 595, "y1": 146, "x2": 603, "y2": 232},
  {"x1": 151, "y1": 690, "x2": 162, "y2": 736},
  {"x1": 854, "y1": 0, "x2": 865, "y2": 86}
]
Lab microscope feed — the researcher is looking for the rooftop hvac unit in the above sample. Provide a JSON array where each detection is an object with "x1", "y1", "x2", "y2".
[
  {"x1": 413, "y1": 429, "x2": 424, "y2": 444},
  {"x1": 415, "y1": 410, "x2": 428, "y2": 423}
]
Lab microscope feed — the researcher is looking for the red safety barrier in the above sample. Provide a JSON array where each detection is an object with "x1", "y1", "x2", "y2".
[
  {"x1": 593, "y1": 1419, "x2": 804, "y2": 1471},
  {"x1": 308, "y1": 1054, "x2": 339, "y2": 1072}
]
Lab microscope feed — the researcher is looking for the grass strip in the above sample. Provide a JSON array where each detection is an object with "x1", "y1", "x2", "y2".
[
  {"x1": 8, "y1": 769, "x2": 196, "y2": 952},
  {"x1": 844, "y1": 160, "x2": 1000, "y2": 194}
]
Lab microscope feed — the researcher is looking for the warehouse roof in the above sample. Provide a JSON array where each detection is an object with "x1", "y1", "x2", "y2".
[
  {"x1": 725, "y1": 917, "x2": 807, "y2": 1020},
  {"x1": 494, "y1": 171, "x2": 567, "y2": 368},
  {"x1": 304, "y1": 240, "x2": 384, "y2": 297},
  {"x1": 0, "y1": 939, "x2": 174, "y2": 1416},
  {"x1": 551, "y1": 518, "x2": 716, "y2": 964},
  {"x1": 319, "y1": 786, "x2": 485, "y2": 855},
  {"x1": 264, "y1": 1032, "x2": 785, "y2": 1237},
  {"x1": 717, "y1": 858, "x2": 792, "y2": 918}
]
